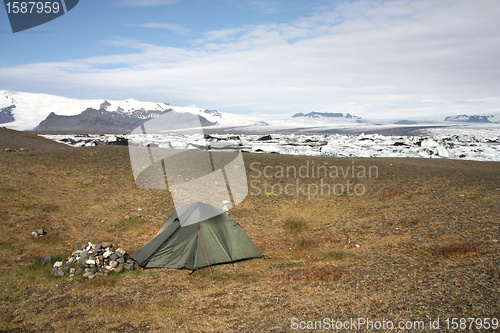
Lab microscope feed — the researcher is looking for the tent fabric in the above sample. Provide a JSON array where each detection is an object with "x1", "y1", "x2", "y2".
[{"x1": 130, "y1": 202, "x2": 261, "y2": 270}]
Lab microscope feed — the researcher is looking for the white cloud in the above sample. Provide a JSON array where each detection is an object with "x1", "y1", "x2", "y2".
[
  {"x1": 199, "y1": 27, "x2": 247, "y2": 43},
  {"x1": 1, "y1": 0, "x2": 500, "y2": 119},
  {"x1": 248, "y1": 0, "x2": 281, "y2": 15},
  {"x1": 128, "y1": 22, "x2": 190, "y2": 35}
]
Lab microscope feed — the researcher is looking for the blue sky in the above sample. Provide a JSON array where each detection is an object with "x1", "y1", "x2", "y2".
[
  {"x1": 1, "y1": 0, "x2": 314, "y2": 65},
  {"x1": 1, "y1": 0, "x2": 500, "y2": 119}
]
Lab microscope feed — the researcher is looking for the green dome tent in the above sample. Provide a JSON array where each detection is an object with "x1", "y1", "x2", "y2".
[{"x1": 130, "y1": 202, "x2": 261, "y2": 270}]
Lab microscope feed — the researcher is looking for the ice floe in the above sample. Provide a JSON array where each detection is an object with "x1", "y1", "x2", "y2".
[{"x1": 41, "y1": 126, "x2": 500, "y2": 162}]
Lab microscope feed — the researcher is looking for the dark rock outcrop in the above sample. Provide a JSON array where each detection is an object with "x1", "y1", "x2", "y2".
[
  {"x1": 34, "y1": 108, "x2": 216, "y2": 132},
  {"x1": 0, "y1": 105, "x2": 15, "y2": 124}
]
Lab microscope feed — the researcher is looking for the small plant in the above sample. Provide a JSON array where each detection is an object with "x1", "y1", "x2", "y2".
[
  {"x1": 384, "y1": 188, "x2": 408, "y2": 199},
  {"x1": 430, "y1": 240, "x2": 484, "y2": 257},
  {"x1": 26, "y1": 254, "x2": 65, "y2": 275},
  {"x1": 399, "y1": 217, "x2": 425, "y2": 226},
  {"x1": 116, "y1": 216, "x2": 145, "y2": 232},
  {"x1": 307, "y1": 266, "x2": 344, "y2": 281},
  {"x1": 0, "y1": 241, "x2": 13, "y2": 250},
  {"x1": 295, "y1": 237, "x2": 317, "y2": 249},
  {"x1": 284, "y1": 217, "x2": 308, "y2": 232},
  {"x1": 286, "y1": 265, "x2": 344, "y2": 281},
  {"x1": 40, "y1": 203, "x2": 59, "y2": 212},
  {"x1": 467, "y1": 194, "x2": 485, "y2": 200},
  {"x1": 0, "y1": 187, "x2": 15, "y2": 196},
  {"x1": 270, "y1": 261, "x2": 306, "y2": 269},
  {"x1": 88, "y1": 273, "x2": 121, "y2": 287},
  {"x1": 324, "y1": 250, "x2": 356, "y2": 260}
]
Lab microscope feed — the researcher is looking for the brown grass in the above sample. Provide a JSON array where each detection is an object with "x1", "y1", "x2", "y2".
[
  {"x1": 383, "y1": 187, "x2": 410, "y2": 199},
  {"x1": 0, "y1": 128, "x2": 499, "y2": 332},
  {"x1": 285, "y1": 264, "x2": 345, "y2": 282}
]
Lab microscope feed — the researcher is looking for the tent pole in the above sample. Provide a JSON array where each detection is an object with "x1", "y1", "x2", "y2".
[{"x1": 198, "y1": 227, "x2": 214, "y2": 283}]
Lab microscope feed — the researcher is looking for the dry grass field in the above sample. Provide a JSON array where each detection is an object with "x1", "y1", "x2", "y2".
[{"x1": 0, "y1": 127, "x2": 499, "y2": 332}]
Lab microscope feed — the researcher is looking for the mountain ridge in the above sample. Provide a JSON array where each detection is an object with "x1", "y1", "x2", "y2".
[
  {"x1": 34, "y1": 108, "x2": 216, "y2": 132},
  {"x1": 292, "y1": 111, "x2": 363, "y2": 121},
  {"x1": 2, "y1": 90, "x2": 500, "y2": 131},
  {"x1": 443, "y1": 114, "x2": 496, "y2": 123}
]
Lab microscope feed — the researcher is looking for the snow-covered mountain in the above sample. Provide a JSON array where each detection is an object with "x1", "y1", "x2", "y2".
[
  {"x1": 0, "y1": 90, "x2": 246, "y2": 131},
  {"x1": 292, "y1": 111, "x2": 363, "y2": 122},
  {"x1": 0, "y1": 90, "x2": 374, "y2": 132},
  {"x1": 444, "y1": 114, "x2": 498, "y2": 123}
]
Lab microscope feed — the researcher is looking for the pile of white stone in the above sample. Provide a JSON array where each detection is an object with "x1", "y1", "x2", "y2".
[
  {"x1": 3, "y1": 147, "x2": 27, "y2": 152},
  {"x1": 48, "y1": 241, "x2": 135, "y2": 279}
]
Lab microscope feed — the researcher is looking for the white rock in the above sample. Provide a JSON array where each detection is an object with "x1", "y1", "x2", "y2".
[
  {"x1": 85, "y1": 259, "x2": 96, "y2": 265},
  {"x1": 115, "y1": 248, "x2": 126, "y2": 255},
  {"x1": 53, "y1": 261, "x2": 63, "y2": 268},
  {"x1": 103, "y1": 250, "x2": 113, "y2": 258}
]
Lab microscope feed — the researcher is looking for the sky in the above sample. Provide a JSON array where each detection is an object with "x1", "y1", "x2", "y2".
[{"x1": 1, "y1": 0, "x2": 500, "y2": 120}]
